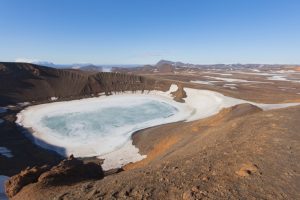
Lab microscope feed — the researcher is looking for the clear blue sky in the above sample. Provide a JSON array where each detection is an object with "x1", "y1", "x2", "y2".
[{"x1": 0, "y1": 0, "x2": 300, "y2": 65}]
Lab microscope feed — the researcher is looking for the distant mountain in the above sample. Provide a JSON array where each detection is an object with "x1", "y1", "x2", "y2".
[
  {"x1": 156, "y1": 60, "x2": 175, "y2": 67},
  {"x1": 154, "y1": 59, "x2": 294, "y2": 70},
  {"x1": 34, "y1": 61, "x2": 58, "y2": 68},
  {"x1": 31, "y1": 61, "x2": 78, "y2": 69},
  {"x1": 78, "y1": 65, "x2": 103, "y2": 72},
  {"x1": 31, "y1": 61, "x2": 139, "y2": 72},
  {"x1": 156, "y1": 60, "x2": 185, "y2": 67},
  {"x1": 20, "y1": 59, "x2": 294, "y2": 74}
]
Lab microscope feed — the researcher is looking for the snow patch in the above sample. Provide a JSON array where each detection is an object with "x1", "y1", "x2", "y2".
[
  {"x1": 278, "y1": 87, "x2": 296, "y2": 90},
  {"x1": 190, "y1": 80, "x2": 214, "y2": 85},
  {"x1": 258, "y1": 103, "x2": 300, "y2": 110},
  {"x1": 267, "y1": 75, "x2": 287, "y2": 81},
  {"x1": 223, "y1": 84, "x2": 237, "y2": 90},
  {"x1": 18, "y1": 102, "x2": 31, "y2": 107},
  {"x1": 267, "y1": 75, "x2": 300, "y2": 83},
  {"x1": 204, "y1": 76, "x2": 267, "y2": 83},
  {"x1": 251, "y1": 69, "x2": 260, "y2": 72},
  {"x1": 50, "y1": 97, "x2": 58, "y2": 101},
  {"x1": 101, "y1": 140, "x2": 146, "y2": 170},
  {"x1": 220, "y1": 73, "x2": 233, "y2": 76},
  {"x1": 204, "y1": 72, "x2": 232, "y2": 76},
  {"x1": 183, "y1": 88, "x2": 244, "y2": 121},
  {"x1": 276, "y1": 70, "x2": 296, "y2": 73},
  {"x1": 234, "y1": 69, "x2": 300, "y2": 83}
]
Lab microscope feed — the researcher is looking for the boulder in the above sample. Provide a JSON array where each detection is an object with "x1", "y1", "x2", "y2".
[
  {"x1": 5, "y1": 155, "x2": 104, "y2": 198},
  {"x1": 5, "y1": 165, "x2": 50, "y2": 198},
  {"x1": 235, "y1": 163, "x2": 259, "y2": 177},
  {"x1": 38, "y1": 155, "x2": 104, "y2": 185}
]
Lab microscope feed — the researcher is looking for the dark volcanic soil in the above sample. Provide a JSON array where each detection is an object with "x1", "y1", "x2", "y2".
[{"x1": 0, "y1": 108, "x2": 63, "y2": 176}]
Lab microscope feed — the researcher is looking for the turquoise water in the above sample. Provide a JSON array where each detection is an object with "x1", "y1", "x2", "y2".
[{"x1": 40, "y1": 100, "x2": 177, "y2": 141}]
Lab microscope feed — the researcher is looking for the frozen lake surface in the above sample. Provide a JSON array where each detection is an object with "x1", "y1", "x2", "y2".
[
  {"x1": 16, "y1": 91, "x2": 193, "y2": 168},
  {"x1": 39, "y1": 98, "x2": 178, "y2": 155},
  {"x1": 42, "y1": 100, "x2": 176, "y2": 141}
]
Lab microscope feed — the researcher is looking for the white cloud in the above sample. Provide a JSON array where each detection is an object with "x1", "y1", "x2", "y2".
[{"x1": 15, "y1": 58, "x2": 39, "y2": 63}]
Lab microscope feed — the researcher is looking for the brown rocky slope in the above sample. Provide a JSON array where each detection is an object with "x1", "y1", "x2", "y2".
[
  {"x1": 0, "y1": 62, "x2": 171, "y2": 106},
  {"x1": 7, "y1": 103, "x2": 300, "y2": 199}
]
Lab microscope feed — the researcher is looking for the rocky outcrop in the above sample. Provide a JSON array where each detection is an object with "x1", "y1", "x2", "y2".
[
  {"x1": 171, "y1": 85, "x2": 187, "y2": 102},
  {"x1": 5, "y1": 165, "x2": 50, "y2": 198},
  {"x1": 5, "y1": 156, "x2": 104, "y2": 198},
  {"x1": 235, "y1": 163, "x2": 259, "y2": 177},
  {"x1": 37, "y1": 155, "x2": 104, "y2": 185}
]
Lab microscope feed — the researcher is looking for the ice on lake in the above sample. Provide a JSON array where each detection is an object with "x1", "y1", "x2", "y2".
[
  {"x1": 40, "y1": 99, "x2": 177, "y2": 154},
  {"x1": 16, "y1": 94, "x2": 192, "y2": 160}
]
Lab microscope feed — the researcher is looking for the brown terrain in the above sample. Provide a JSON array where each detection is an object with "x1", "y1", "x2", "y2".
[
  {"x1": 0, "y1": 62, "x2": 171, "y2": 106},
  {"x1": 1, "y1": 62, "x2": 300, "y2": 199}
]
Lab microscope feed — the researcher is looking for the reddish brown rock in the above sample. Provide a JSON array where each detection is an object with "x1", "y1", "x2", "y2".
[
  {"x1": 171, "y1": 85, "x2": 187, "y2": 103},
  {"x1": 5, "y1": 156, "x2": 104, "y2": 198},
  {"x1": 5, "y1": 165, "x2": 50, "y2": 198},
  {"x1": 235, "y1": 163, "x2": 259, "y2": 177},
  {"x1": 38, "y1": 155, "x2": 104, "y2": 185}
]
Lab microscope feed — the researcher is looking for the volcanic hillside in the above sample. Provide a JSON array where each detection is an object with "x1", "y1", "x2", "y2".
[
  {"x1": 5, "y1": 103, "x2": 300, "y2": 199},
  {"x1": 0, "y1": 62, "x2": 169, "y2": 106}
]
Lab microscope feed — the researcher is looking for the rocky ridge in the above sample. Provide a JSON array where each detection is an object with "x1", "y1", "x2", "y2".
[{"x1": 0, "y1": 62, "x2": 171, "y2": 106}]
